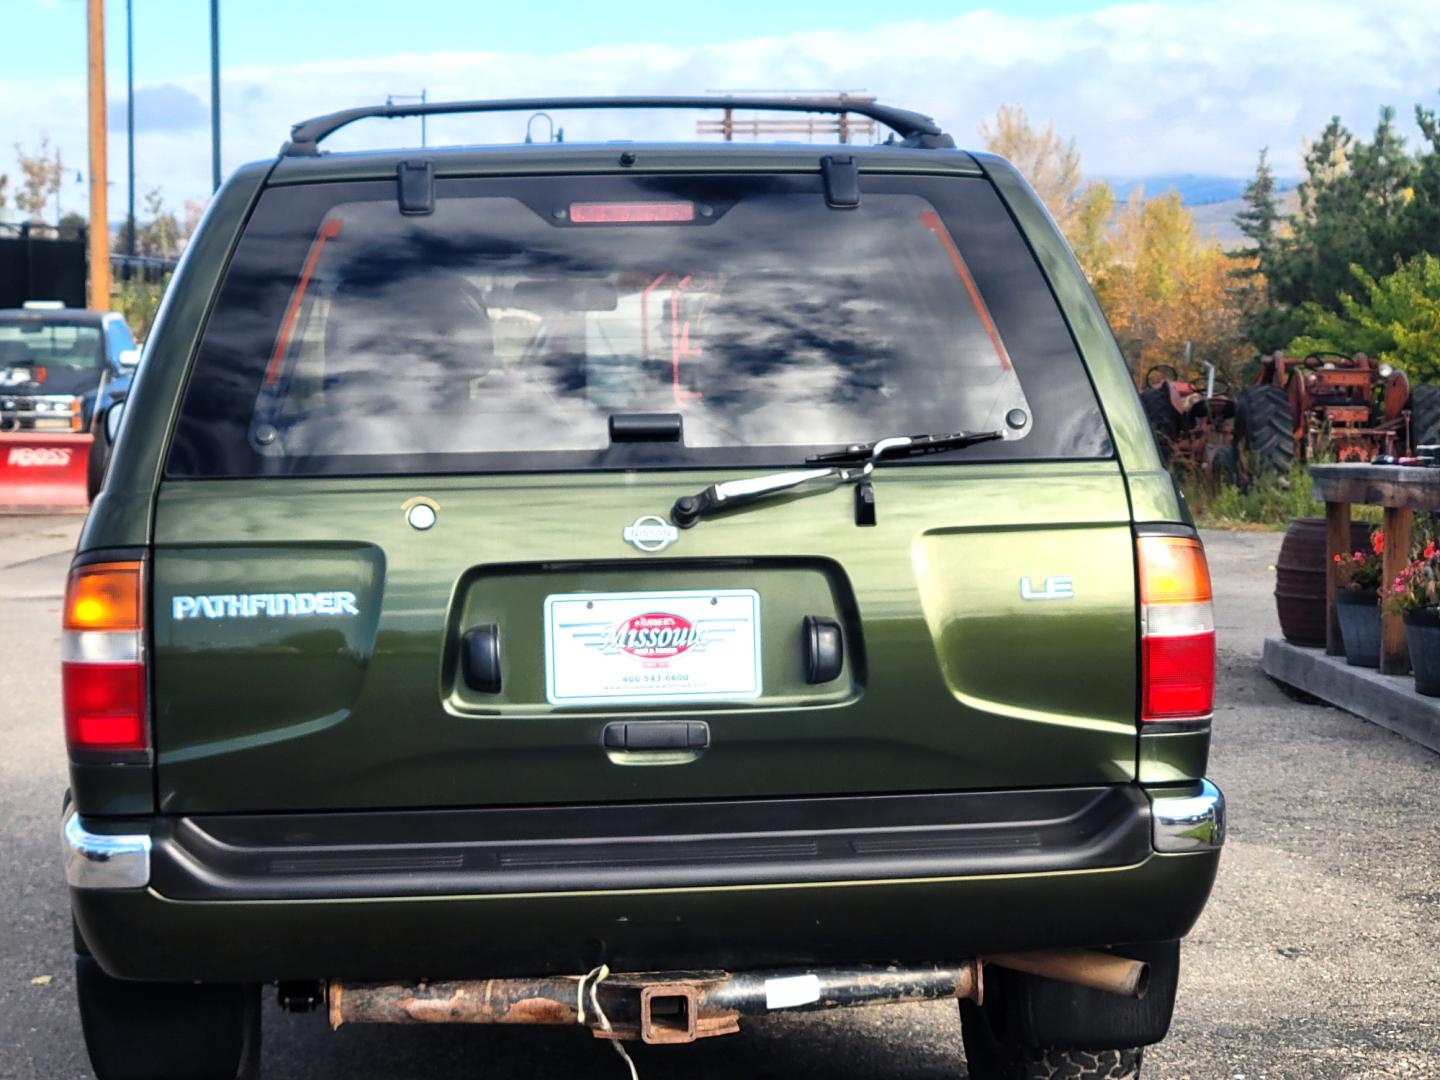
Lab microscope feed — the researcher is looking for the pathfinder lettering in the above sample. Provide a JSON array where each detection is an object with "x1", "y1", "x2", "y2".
[{"x1": 171, "y1": 591, "x2": 360, "y2": 621}]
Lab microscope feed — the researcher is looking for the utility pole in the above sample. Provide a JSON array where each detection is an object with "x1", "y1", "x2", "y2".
[
  {"x1": 86, "y1": 0, "x2": 110, "y2": 310},
  {"x1": 210, "y1": 0, "x2": 221, "y2": 191},
  {"x1": 126, "y1": 0, "x2": 136, "y2": 256}
]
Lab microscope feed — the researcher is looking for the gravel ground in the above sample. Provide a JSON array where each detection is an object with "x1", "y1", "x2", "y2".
[{"x1": 1, "y1": 521, "x2": 1436, "y2": 1078}]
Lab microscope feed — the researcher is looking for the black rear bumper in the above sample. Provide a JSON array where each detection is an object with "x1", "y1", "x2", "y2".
[
  {"x1": 72, "y1": 785, "x2": 1222, "y2": 982},
  {"x1": 152, "y1": 785, "x2": 1151, "y2": 900}
]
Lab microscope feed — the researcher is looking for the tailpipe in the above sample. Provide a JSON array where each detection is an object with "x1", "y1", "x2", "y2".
[{"x1": 984, "y1": 949, "x2": 1150, "y2": 999}]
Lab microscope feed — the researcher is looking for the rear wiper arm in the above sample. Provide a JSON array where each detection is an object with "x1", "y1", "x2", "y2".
[{"x1": 669, "y1": 430, "x2": 1002, "y2": 528}]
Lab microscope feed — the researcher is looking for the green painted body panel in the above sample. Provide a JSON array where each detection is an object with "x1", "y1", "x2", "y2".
[
  {"x1": 152, "y1": 462, "x2": 1139, "y2": 811},
  {"x1": 1138, "y1": 730, "x2": 1211, "y2": 784},
  {"x1": 73, "y1": 847, "x2": 1221, "y2": 982}
]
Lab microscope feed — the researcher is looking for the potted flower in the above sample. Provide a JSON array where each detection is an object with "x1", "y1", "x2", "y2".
[
  {"x1": 1333, "y1": 529, "x2": 1384, "y2": 667},
  {"x1": 1385, "y1": 540, "x2": 1440, "y2": 695}
]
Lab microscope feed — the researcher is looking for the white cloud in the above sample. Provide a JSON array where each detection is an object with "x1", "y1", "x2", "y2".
[{"x1": 4, "y1": 0, "x2": 1439, "y2": 216}]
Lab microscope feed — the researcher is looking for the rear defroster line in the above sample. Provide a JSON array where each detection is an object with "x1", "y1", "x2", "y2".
[
  {"x1": 918, "y1": 209, "x2": 1011, "y2": 370},
  {"x1": 264, "y1": 218, "x2": 342, "y2": 387}
]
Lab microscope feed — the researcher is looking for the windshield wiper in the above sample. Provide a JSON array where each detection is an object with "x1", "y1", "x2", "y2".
[{"x1": 669, "y1": 430, "x2": 1003, "y2": 528}]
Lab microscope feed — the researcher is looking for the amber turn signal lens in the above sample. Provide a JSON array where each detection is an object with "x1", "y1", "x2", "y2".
[
  {"x1": 64, "y1": 562, "x2": 143, "y2": 631},
  {"x1": 1138, "y1": 536, "x2": 1212, "y2": 605}
]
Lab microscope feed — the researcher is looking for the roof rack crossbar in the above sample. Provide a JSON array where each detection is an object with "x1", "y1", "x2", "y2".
[{"x1": 281, "y1": 96, "x2": 952, "y2": 156}]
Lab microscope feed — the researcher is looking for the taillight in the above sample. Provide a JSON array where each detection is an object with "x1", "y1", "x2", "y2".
[
  {"x1": 1138, "y1": 534, "x2": 1214, "y2": 723},
  {"x1": 62, "y1": 561, "x2": 146, "y2": 752}
]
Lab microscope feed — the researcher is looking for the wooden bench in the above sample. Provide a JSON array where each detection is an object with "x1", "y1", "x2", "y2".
[{"x1": 1312, "y1": 462, "x2": 1440, "y2": 675}]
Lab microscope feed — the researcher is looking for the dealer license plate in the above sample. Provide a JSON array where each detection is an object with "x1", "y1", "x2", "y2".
[{"x1": 544, "y1": 589, "x2": 762, "y2": 706}]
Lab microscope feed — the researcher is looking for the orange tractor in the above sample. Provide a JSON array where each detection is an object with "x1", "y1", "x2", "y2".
[{"x1": 1139, "y1": 351, "x2": 1440, "y2": 484}]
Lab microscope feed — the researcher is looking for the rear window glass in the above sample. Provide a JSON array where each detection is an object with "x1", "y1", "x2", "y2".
[
  {"x1": 0, "y1": 321, "x2": 102, "y2": 371},
  {"x1": 169, "y1": 173, "x2": 1108, "y2": 477}
]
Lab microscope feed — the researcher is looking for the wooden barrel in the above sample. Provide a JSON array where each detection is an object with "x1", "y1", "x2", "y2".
[{"x1": 1274, "y1": 517, "x2": 1374, "y2": 647}]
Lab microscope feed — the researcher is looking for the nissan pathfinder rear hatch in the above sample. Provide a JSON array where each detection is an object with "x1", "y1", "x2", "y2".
[{"x1": 63, "y1": 96, "x2": 1223, "y2": 1080}]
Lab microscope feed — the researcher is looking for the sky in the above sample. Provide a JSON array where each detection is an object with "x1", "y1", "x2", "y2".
[{"x1": 2, "y1": 0, "x2": 1438, "y2": 221}]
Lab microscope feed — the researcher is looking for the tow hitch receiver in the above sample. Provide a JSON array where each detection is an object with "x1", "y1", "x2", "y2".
[{"x1": 328, "y1": 951, "x2": 1147, "y2": 1044}]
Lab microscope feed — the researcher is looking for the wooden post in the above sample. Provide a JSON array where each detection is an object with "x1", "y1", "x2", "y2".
[
  {"x1": 1379, "y1": 506, "x2": 1413, "y2": 674},
  {"x1": 85, "y1": 0, "x2": 110, "y2": 311},
  {"x1": 1324, "y1": 499, "x2": 1351, "y2": 656}
]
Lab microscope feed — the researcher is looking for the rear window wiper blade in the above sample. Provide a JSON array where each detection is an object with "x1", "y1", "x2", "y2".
[
  {"x1": 804, "y1": 430, "x2": 1003, "y2": 464},
  {"x1": 670, "y1": 430, "x2": 1002, "y2": 528}
]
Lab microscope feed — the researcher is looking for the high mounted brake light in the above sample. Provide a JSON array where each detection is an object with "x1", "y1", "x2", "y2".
[
  {"x1": 570, "y1": 202, "x2": 695, "y2": 224},
  {"x1": 1137, "y1": 535, "x2": 1215, "y2": 723},
  {"x1": 62, "y1": 561, "x2": 147, "y2": 752}
]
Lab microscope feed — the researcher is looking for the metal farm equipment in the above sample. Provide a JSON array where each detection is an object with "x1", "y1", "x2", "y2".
[
  {"x1": 1140, "y1": 351, "x2": 1440, "y2": 485},
  {"x1": 1137, "y1": 360, "x2": 1240, "y2": 481}
]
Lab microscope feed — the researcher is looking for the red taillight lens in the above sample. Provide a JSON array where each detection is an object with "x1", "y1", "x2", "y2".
[
  {"x1": 1142, "y1": 633, "x2": 1216, "y2": 719},
  {"x1": 1138, "y1": 535, "x2": 1214, "y2": 723},
  {"x1": 62, "y1": 561, "x2": 146, "y2": 753},
  {"x1": 62, "y1": 663, "x2": 146, "y2": 750}
]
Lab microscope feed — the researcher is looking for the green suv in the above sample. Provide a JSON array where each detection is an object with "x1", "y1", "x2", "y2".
[{"x1": 61, "y1": 97, "x2": 1223, "y2": 1080}]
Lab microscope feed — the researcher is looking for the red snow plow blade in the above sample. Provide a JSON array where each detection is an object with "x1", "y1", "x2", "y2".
[{"x1": 0, "y1": 432, "x2": 93, "y2": 512}]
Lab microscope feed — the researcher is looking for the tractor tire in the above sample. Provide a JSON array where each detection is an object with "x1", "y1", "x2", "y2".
[
  {"x1": 1409, "y1": 384, "x2": 1440, "y2": 452},
  {"x1": 1139, "y1": 385, "x2": 1179, "y2": 466},
  {"x1": 1235, "y1": 384, "x2": 1296, "y2": 483}
]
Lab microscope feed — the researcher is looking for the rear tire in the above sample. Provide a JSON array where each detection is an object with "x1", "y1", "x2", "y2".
[
  {"x1": 75, "y1": 955, "x2": 260, "y2": 1080},
  {"x1": 961, "y1": 999, "x2": 1143, "y2": 1079},
  {"x1": 1234, "y1": 384, "x2": 1295, "y2": 484},
  {"x1": 1410, "y1": 384, "x2": 1440, "y2": 452}
]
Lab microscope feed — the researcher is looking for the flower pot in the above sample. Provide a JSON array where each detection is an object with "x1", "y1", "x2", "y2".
[
  {"x1": 1404, "y1": 608, "x2": 1440, "y2": 696},
  {"x1": 1334, "y1": 587, "x2": 1380, "y2": 668}
]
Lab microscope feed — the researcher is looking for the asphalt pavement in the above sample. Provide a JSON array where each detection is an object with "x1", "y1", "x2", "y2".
[{"x1": 2, "y1": 520, "x2": 1437, "y2": 1078}]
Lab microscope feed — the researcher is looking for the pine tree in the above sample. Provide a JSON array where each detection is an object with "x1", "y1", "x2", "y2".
[
  {"x1": 1230, "y1": 149, "x2": 1289, "y2": 350},
  {"x1": 1232, "y1": 149, "x2": 1278, "y2": 270}
]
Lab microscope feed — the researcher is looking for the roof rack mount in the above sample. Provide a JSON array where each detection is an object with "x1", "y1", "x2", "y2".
[{"x1": 281, "y1": 96, "x2": 955, "y2": 157}]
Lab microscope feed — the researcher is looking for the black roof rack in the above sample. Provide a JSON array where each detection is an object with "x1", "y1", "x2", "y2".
[{"x1": 281, "y1": 96, "x2": 955, "y2": 156}]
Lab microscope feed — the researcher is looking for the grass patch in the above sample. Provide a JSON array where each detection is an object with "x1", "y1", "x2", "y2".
[{"x1": 1181, "y1": 461, "x2": 1382, "y2": 530}]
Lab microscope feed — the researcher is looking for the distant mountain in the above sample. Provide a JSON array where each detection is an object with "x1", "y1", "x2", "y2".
[
  {"x1": 1186, "y1": 189, "x2": 1301, "y2": 247},
  {"x1": 1096, "y1": 173, "x2": 1298, "y2": 207}
]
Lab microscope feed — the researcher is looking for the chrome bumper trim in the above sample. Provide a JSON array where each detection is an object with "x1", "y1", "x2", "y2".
[
  {"x1": 1149, "y1": 779, "x2": 1226, "y2": 853},
  {"x1": 62, "y1": 807, "x2": 151, "y2": 889}
]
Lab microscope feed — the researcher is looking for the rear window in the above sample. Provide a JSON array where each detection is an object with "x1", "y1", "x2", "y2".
[
  {"x1": 0, "y1": 320, "x2": 102, "y2": 371},
  {"x1": 169, "y1": 173, "x2": 1109, "y2": 477}
]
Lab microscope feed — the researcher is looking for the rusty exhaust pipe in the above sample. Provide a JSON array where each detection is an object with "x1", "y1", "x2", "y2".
[{"x1": 984, "y1": 949, "x2": 1150, "y2": 998}]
